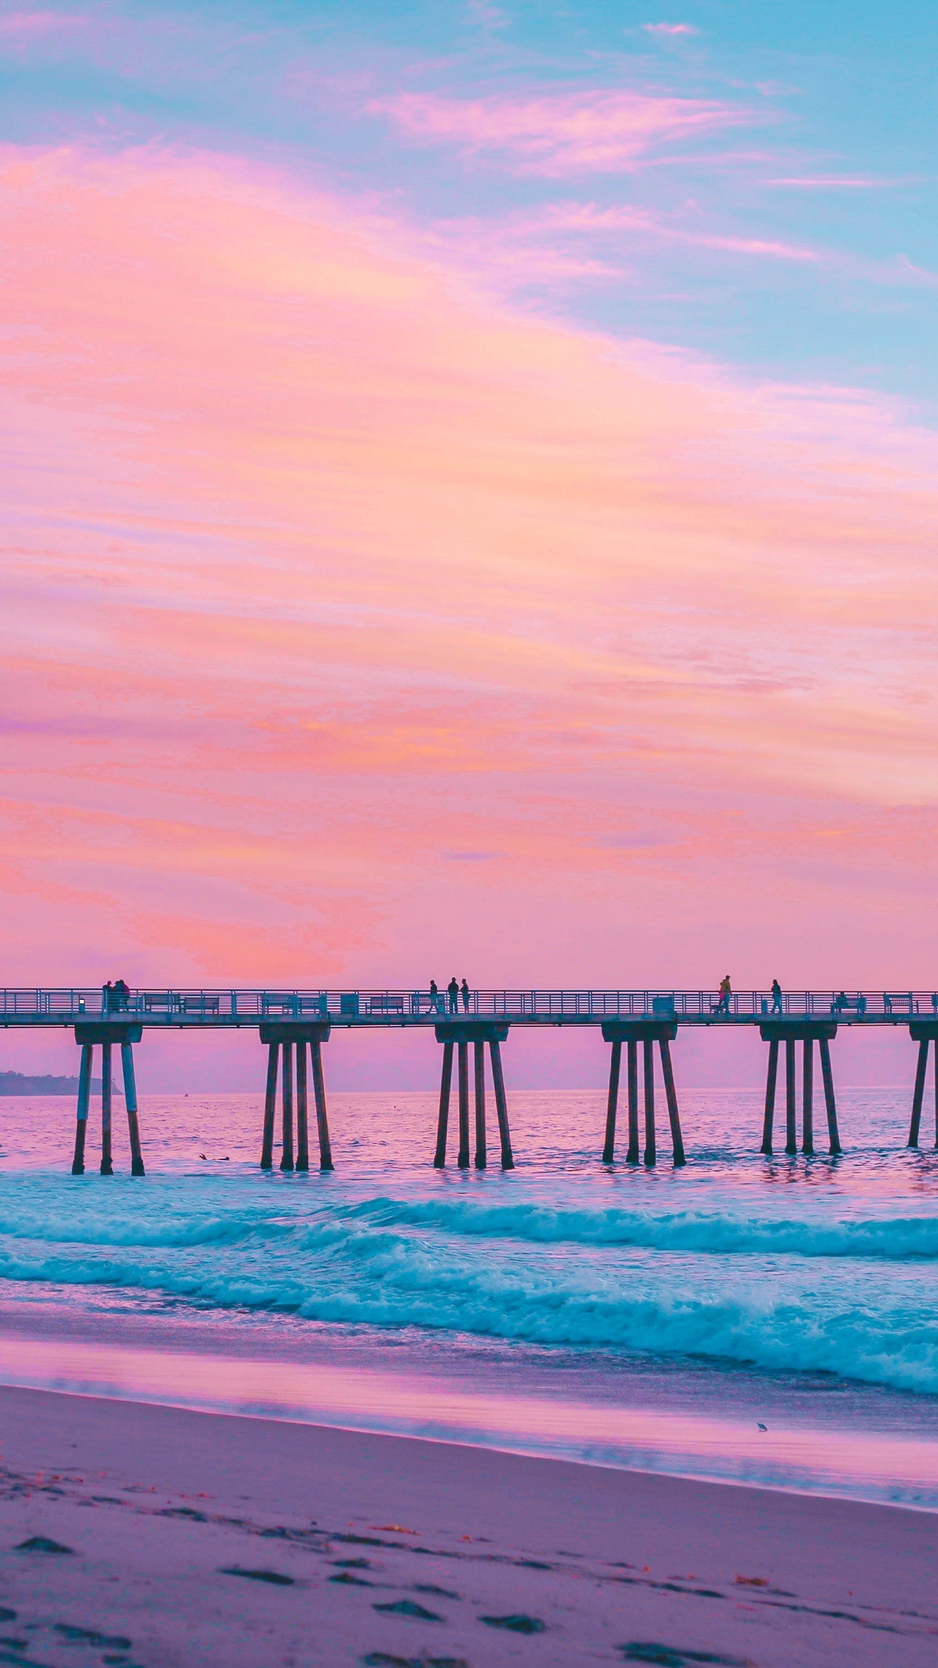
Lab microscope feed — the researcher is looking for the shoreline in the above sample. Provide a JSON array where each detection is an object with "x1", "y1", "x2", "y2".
[{"x1": 0, "y1": 1383, "x2": 935, "y2": 1666}]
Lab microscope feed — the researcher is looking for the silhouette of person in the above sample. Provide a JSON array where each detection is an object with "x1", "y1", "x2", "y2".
[
  {"x1": 102, "y1": 980, "x2": 114, "y2": 1014},
  {"x1": 447, "y1": 976, "x2": 459, "y2": 1014},
  {"x1": 460, "y1": 978, "x2": 471, "y2": 1012},
  {"x1": 770, "y1": 978, "x2": 782, "y2": 1015},
  {"x1": 717, "y1": 974, "x2": 732, "y2": 1015},
  {"x1": 428, "y1": 979, "x2": 439, "y2": 1014}
]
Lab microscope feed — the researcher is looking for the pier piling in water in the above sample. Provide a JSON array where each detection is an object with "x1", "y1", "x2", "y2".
[
  {"x1": 295, "y1": 1041, "x2": 309, "y2": 1172},
  {"x1": 907, "y1": 1024, "x2": 938, "y2": 1148},
  {"x1": 71, "y1": 1043, "x2": 93, "y2": 1175},
  {"x1": 601, "y1": 1022, "x2": 683, "y2": 1167},
  {"x1": 259, "y1": 1023, "x2": 332, "y2": 1172},
  {"x1": 280, "y1": 1040, "x2": 294, "y2": 1171},
  {"x1": 121, "y1": 1040, "x2": 145, "y2": 1176},
  {"x1": 261, "y1": 1042, "x2": 279, "y2": 1169},
  {"x1": 72, "y1": 1024, "x2": 144, "y2": 1176},
  {"x1": 433, "y1": 1024, "x2": 512, "y2": 1169},
  {"x1": 474, "y1": 1038, "x2": 487, "y2": 1169},
  {"x1": 760, "y1": 1023, "x2": 838, "y2": 1156}
]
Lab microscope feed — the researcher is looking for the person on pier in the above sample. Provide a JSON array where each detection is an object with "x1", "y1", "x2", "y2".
[
  {"x1": 713, "y1": 974, "x2": 732, "y2": 1016},
  {"x1": 447, "y1": 977, "x2": 459, "y2": 1014},
  {"x1": 771, "y1": 978, "x2": 783, "y2": 1015},
  {"x1": 460, "y1": 979, "x2": 471, "y2": 1013},
  {"x1": 427, "y1": 979, "x2": 440, "y2": 1015}
]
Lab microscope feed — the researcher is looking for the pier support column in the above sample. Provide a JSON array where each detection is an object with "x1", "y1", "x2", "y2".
[
  {"x1": 434, "y1": 1042, "x2": 453, "y2": 1168},
  {"x1": 602, "y1": 1039, "x2": 621, "y2": 1165},
  {"x1": 280, "y1": 1040, "x2": 294, "y2": 1172},
  {"x1": 73, "y1": 1025, "x2": 143, "y2": 1176},
  {"x1": 802, "y1": 1037, "x2": 814, "y2": 1156},
  {"x1": 660, "y1": 1037, "x2": 685, "y2": 1167},
  {"x1": 261, "y1": 1042, "x2": 279, "y2": 1169},
  {"x1": 642, "y1": 1040, "x2": 656, "y2": 1167},
  {"x1": 602, "y1": 1023, "x2": 682, "y2": 1166},
  {"x1": 457, "y1": 1042, "x2": 470, "y2": 1169},
  {"x1": 490, "y1": 1038, "x2": 514, "y2": 1170},
  {"x1": 908, "y1": 1025, "x2": 938, "y2": 1148},
  {"x1": 295, "y1": 1042, "x2": 309, "y2": 1172},
  {"x1": 259, "y1": 1024, "x2": 332, "y2": 1172},
  {"x1": 71, "y1": 1043, "x2": 92, "y2": 1175},
  {"x1": 819, "y1": 1037, "x2": 841, "y2": 1155},
  {"x1": 433, "y1": 1025, "x2": 511, "y2": 1169},
  {"x1": 121, "y1": 1041, "x2": 145, "y2": 1176},
  {"x1": 760, "y1": 1024, "x2": 838, "y2": 1156},
  {"x1": 761, "y1": 1038, "x2": 779, "y2": 1155},
  {"x1": 626, "y1": 1041, "x2": 639, "y2": 1164},
  {"x1": 785, "y1": 1038, "x2": 797, "y2": 1155},
  {"x1": 311, "y1": 1035, "x2": 333, "y2": 1172},
  {"x1": 474, "y1": 1039, "x2": 487, "y2": 1170},
  {"x1": 100, "y1": 1042, "x2": 113, "y2": 1175}
]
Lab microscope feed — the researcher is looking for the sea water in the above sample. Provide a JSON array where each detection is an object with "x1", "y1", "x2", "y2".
[{"x1": 0, "y1": 1086, "x2": 937, "y2": 1509}]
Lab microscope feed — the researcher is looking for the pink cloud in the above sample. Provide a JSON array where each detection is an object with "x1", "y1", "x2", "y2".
[
  {"x1": 370, "y1": 88, "x2": 745, "y2": 174},
  {"x1": 1, "y1": 145, "x2": 937, "y2": 988},
  {"x1": 643, "y1": 23, "x2": 698, "y2": 35},
  {"x1": 0, "y1": 10, "x2": 81, "y2": 37}
]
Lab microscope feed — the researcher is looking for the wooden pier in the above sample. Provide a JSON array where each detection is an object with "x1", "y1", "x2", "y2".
[{"x1": 1, "y1": 987, "x2": 936, "y2": 1174}]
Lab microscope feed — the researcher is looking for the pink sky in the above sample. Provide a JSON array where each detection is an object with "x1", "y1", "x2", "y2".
[{"x1": 1, "y1": 143, "x2": 937, "y2": 1097}]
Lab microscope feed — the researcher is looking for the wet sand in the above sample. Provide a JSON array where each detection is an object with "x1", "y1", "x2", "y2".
[{"x1": 0, "y1": 1383, "x2": 934, "y2": 1667}]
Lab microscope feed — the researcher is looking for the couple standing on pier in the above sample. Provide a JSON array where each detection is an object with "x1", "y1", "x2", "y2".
[{"x1": 427, "y1": 977, "x2": 471, "y2": 1015}]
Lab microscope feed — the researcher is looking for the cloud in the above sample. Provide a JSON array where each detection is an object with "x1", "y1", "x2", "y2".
[
  {"x1": 0, "y1": 10, "x2": 81, "y2": 38},
  {"x1": 1, "y1": 145, "x2": 937, "y2": 984},
  {"x1": 370, "y1": 88, "x2": 745, "y2": 175},
  {"x1": 642, "y1": 23, "x2": 698, "y2": 36}
]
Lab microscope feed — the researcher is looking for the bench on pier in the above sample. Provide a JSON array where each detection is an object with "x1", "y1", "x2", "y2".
[
  {"x1": 181, "y1": 995, "x2": 220, "y2": 1015},
  {"x1": 883, "y1": 992, "x2": 916, "y2": 1015},
  {"x1": 830, "y1": 994, "x2": 867, "y2": 1015},
  {"x1": 143, "y1": 992, "x2": 182, "y2": 1013},
  {"x1": 368, "y1": 995, "x2": 405, "y2": 1015},
  {"x1": 261, "y1": 995, "x2": 328, "y2": 1018}
]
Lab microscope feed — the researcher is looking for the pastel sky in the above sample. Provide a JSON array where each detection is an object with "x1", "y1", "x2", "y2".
[{"x1": 1, "y1": 2, "x2": 937, "y2": 1084}]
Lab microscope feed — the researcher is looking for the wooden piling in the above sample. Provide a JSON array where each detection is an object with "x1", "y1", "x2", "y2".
[
  {"x1": 280, "y1": 1039, "x2": 294, "y2": 1171},
  {"x1": 626, "y1": 1040, "x2": 639, "y2": 1164},
  {"x1": 909, "y1": 1037, "x2": 928, "y2": 1147},
  {"x1": 802, "y1": 1037, "x2": 814, "y2": 1156},
  {"x1": 785, "y1": 1038, "x2": 797, "y2": 1155},
  {"x1": 659, "y1": 1037, "x2": 685, "y2": 1167},
  {"x1": 261, "y1": 1041, "x2": 278, "y2": 1169},
  {"x1": 121, "y1": 1041, "x2": 145, "y2": 1176},
  {"x1": 100, "y1": 1041, "x2": 113, "y2": 1175},
  {"x1": 457, "y1": 1041, "x2": 470, "y2": 1169},
  {"x1": 490, "y1": 1038, "x2": 514, "y2": 1169},
  {"x1": 602, "y1": 1039, "x2": 621, "y2": 1164},
  {"x1": 295, "y1": 1040, "x2": 309, "y2": 1171},
  {"x1": 473, "y1": 1039, "x2": 486, "y2": 1169},
  {"x1": 434, "y1": 1041, "x2": 453, "y2": 1168},
  {"x1": 311, "y1": 1036, "x2": 333, "y2": 1172},
  {"x1": 71, "y1": 1042, "x2": 92, "y2": 1175},
  {"x1": 819, "y1": 1036, "x2": 840, "y2": 1155},
  {"x1": 761, "y1": 1038, "x2": 778, "y2": 1154},
  {"x1": 643, "y1": 1038, "x2": 656, "y2": 1167}
]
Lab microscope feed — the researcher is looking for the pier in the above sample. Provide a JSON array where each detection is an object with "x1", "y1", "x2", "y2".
[{"x1": 1, "y1": 987, "x2": 937, "y2": 1174}]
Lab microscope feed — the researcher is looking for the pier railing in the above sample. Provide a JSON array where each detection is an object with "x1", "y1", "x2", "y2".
[{"x1": 2, "y1": 988, "x2": 937, "y2": 1026}]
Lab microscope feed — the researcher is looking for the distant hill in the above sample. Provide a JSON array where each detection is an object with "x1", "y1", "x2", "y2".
[{"x1": 0, "y1": 1072, "x2": 121, "y2": 1096}]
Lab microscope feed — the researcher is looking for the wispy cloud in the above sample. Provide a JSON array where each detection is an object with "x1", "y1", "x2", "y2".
[
  {"x1": 370, "y1": 88, "x2": 746, "y2": 175},
  {"x1": 767, "y1": 176, "x2": 901, "y2": 190},
  {"x1": 0, "y1": 10, "x2": 81, "y2": 38},
  {"x1": 643, "y1": 23, "x2": 698, "y2": 36}
]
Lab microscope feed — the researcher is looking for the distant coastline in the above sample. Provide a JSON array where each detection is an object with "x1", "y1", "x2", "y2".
[{"x1": 0, "y1": 1071, "x2": 119, "y2": 1096}]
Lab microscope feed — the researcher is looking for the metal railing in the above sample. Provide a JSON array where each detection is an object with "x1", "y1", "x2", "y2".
[{"x1": 1, "y1": 988, "x2": 937, "y2": 1024}]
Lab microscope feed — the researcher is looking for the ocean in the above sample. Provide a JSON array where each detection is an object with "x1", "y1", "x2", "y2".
[{"x1": 0, "y1": 1085, "x2": 937, "y2": 1510}]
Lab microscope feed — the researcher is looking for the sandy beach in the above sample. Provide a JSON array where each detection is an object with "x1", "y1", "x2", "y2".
[{"x1": 0, "y1": 1385, "x2": 932, "y2": 1668}]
